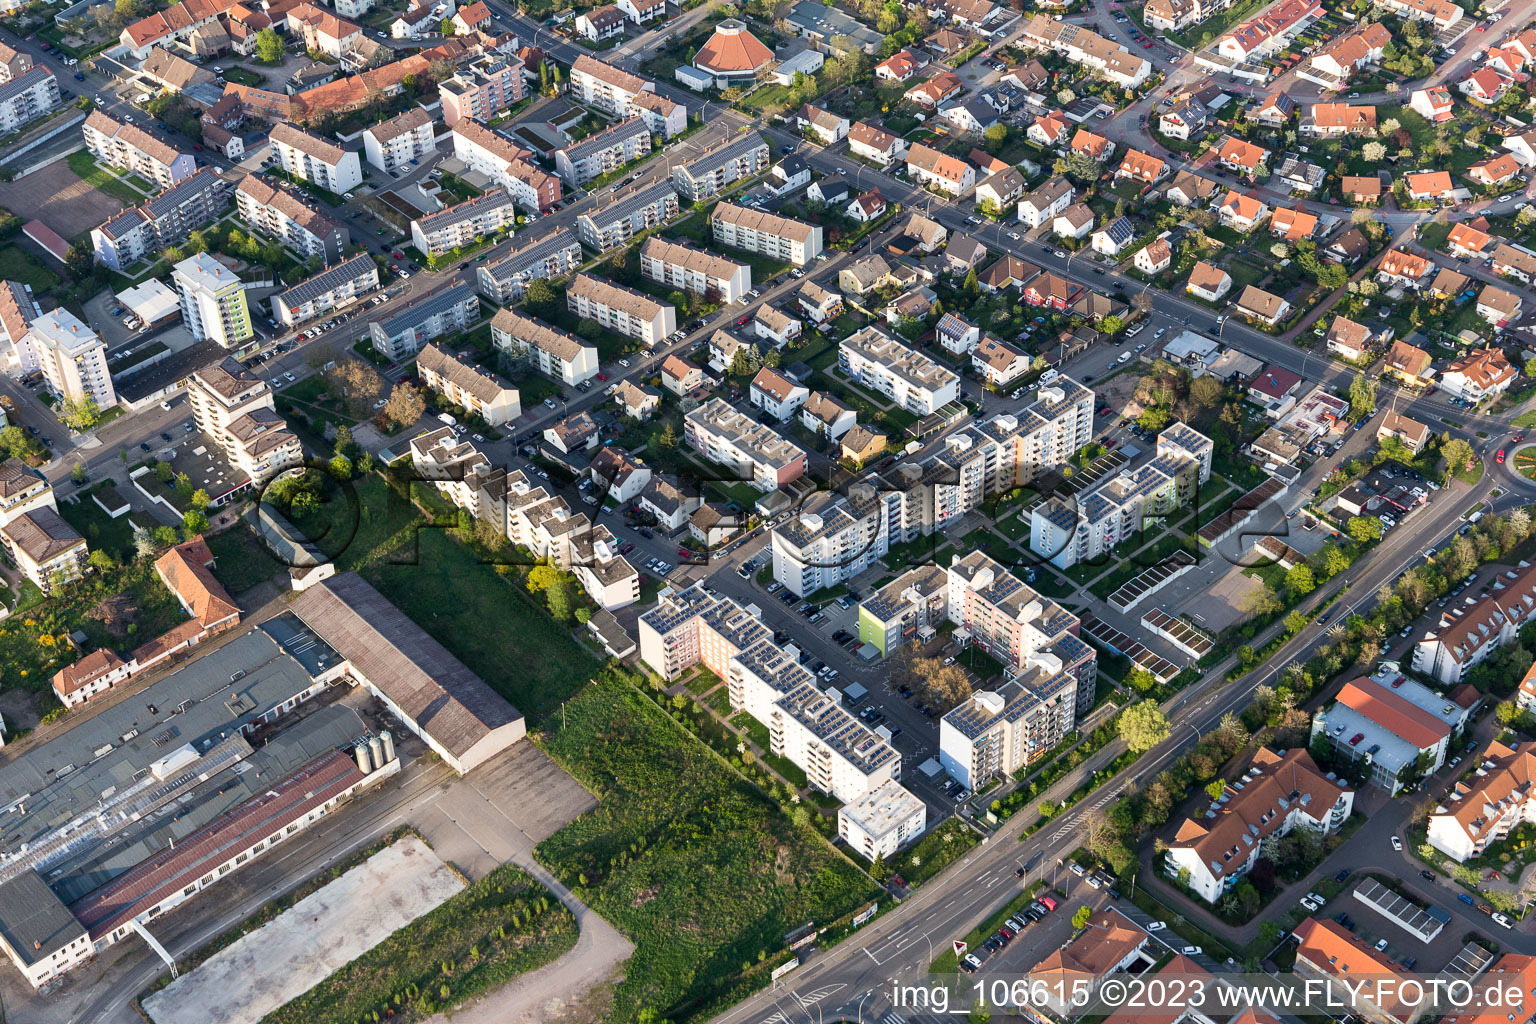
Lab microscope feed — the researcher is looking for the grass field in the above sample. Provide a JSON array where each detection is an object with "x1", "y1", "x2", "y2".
[
  {"x1": 306, "y1": 473, "x2": 599, "y2": 719},
  {"x1": 263, "y1": 863, "x2": 577, "y2": 1024},
  {"x1": 58, "y1": 490, "x2": 138, "y2": 562},
  {"x1": 65, "y1": 151, "x2": 148, "y2": 206},
  {"x1": 536, "y1": 669, "x2": 880, "y2": 1024},
  {"x1": 0, "y1": 244, "x2": 59, "y2": 294},
  {"x1": 205, "y1": 526, "x2": 282, "y2": 593}
]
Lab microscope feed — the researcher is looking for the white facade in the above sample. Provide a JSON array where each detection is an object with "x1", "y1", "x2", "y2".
[
  {"x1": 23, "y1": 308, "x2": 116, "y2": 410},
  {"x1": 174, "y1": 253, "x2": 253, "y2": 349},
  {"x1": 838, "y1": 327, "x2": 958, "y2": 416},
  {"x1": 268, "y1": 123, "x2": 363, "y2": 193},
  {"x1": 771, "y1": 481, "x2": 888, "y2": 597},
  {"x1": 837, "y1": 779, "x2": 927, "y2": 859}
]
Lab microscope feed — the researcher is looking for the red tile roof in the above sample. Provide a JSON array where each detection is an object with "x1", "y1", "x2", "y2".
[{"x1": 155, "y1": 536, "x2": 240, "y2": 630}]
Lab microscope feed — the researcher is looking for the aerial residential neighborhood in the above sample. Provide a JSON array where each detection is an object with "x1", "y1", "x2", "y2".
[{"x1": 0, "y1": 0, "x2": 1535, "y2": 1021}]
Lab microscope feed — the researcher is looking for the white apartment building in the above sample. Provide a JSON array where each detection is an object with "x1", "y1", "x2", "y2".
[
  {"x1": 838, "y1": 326, "x2": 958, "y2": 416},
  {"x1": 173, "y1": 253, "x2": 253, "y2": 349},
  {"x1": 416, "y1": 343, "x2": 521, "y2": 426},
  {"x1": 362, "y1": 107, "x2": 436, "y2": 174},
  {"x1": 368, "y1": 282, "x2": 480, "y2": 362},
  {"x1": 684, "y1": 397, "x2": 807, "y2": 491},
  {"x1": 489, "y1": 309, "x2": 599, "y2": 385},
  {"x1": 1030, "y1": 422, "x2": 1213, "y2": 570},
  {"x1": 566, "y1": 273, "x2": 676, "y2": 347},
  {"x1": 450, "y1": 120, "x2": 562, "y2": 213},
  {"x1": 0, "y1": 280, "x2": 39, "y2": 374},
  {"x1": 749, "y1": 366, "x2": 808, "y2": 421},
  {"x1": 568, "y1": 54, "x2": 685, "y2": 137},
  {"x1": 268, "y1": 123, "x2": 362, "y2": 194},
  {"x1": 0, "y1": 66, "x2": 58, "y2": 135},
  {"x1": 82, "y1": 109, "x2": 194, "y2": 189},
  {"x1": 672, "y1": 133, "x2": 771, "y2": 201},
  {"x1": 577, "y1": 179, "x2": 678, "y2": 250},
  {"x1": 771, "y1": 480, "x2": 888, "y2": 597},
  {"x1": 1428, "y1": 739, "x2": 1536, "y2": 863},
  {"x1": 711, "y1": 202, "x2": 823, "y2": 267},
  {"x1": 410, "y1": 189, "x2": 519, "y2": 259},
  {"x1": 91, "y1": 167, "x2": 228, "y2": 272},
  {"x1": 554, "y1": 116, "x2": 651, "y2": 187},
  {"x1": 1311, "y1": 669, "x2": 1466, "y2": 795},
  {"x1": 770, "y1": 681, "x2": 901, "y2": 802},
  {"x1": 186, "y1": 357, "x2": 303, "y2": 486},
  {"x1": 476, "y1": 227, "x2": 583, "y2": 304},
  {"x1": 0, "y1": 456, "x2": 55, "y2": 532},
  {"x1": 1414, "y1": 561, "x2": 1536, "y2": 684},
  {"x1": 1, "y1": 507, "x2": 86, "y2": 593},
  {"x1": 271, "y1": 253, "x2": 380, "y2": 326},
  {"x1": 1164, "y1": 748, "x2": 1353, "y2": 903},
  {"x1": 640, "y1": 236, "x2": 751, "y2": 303},
  {"x1": 837, "y1": 778, "x2": 927, "y2": 860},
  {"x1": 235, "y1": 175, "x2": 350, "y2": 264},
  {"x1": 23, "y1": 308, "x2": 116, "y2": 411}
]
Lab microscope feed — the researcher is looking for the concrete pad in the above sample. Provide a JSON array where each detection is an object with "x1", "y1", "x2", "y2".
[
  {"x1": 1185, "y1": 569, "x2": 1262, "y2": 633},
  {"x1": 142, "y1": 836, "x2": 464, "y2": 1024}
]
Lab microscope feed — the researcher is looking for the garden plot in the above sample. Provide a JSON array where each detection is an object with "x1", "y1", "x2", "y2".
[{"x1": 143, "y1": 836, "x2": 464, "y2": 1024}]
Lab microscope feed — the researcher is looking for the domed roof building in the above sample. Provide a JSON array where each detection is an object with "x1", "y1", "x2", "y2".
[{"x1": 692, "y1": 19, "x2": 774, "y2": 87}]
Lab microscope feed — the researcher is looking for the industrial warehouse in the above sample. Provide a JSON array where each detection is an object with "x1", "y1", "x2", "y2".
[{"x1": 0, "y1": 572, "x2": 524, "y2": 989}]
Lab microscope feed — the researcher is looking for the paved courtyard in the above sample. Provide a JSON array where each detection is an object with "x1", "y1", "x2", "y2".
[{"x1": 142, "y1": 836, "x2": 464, "y2": 1024}]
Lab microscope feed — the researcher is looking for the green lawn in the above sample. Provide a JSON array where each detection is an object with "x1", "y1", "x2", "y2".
[
  {"x1": 0, "y1": 244, "x2": 59, "y2": 294},
  {"x1": 535, "y1": 669, "x2": 881, "y2": 1024},
  {"x1": 205, "y1": 526, "x2": 282, "y2": 593},
  {"x1": 264, "y1": 862, "x2": 577, "y2": 1024},
  {"x1": 58, "y1": 491, "x2": 138, "y2": 562},
  {"x1": 221, "y1": 66, "x2": 266, "y2": 87},
  {"x1": 65, "y1": 150, "x2": 148, "y2": 205}
]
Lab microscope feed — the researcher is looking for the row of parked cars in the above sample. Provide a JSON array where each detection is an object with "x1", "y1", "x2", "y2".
[{"x1": 959, "y1": 896, "x2": 1061, "y2": 973}]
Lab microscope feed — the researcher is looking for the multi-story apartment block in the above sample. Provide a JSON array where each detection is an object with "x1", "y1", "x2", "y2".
[
  {"x1": 710, "y1": 202, "x2": 823, "y2": 267},
  {"x1": 1030, "y1": 422, "x2": 1213, "y2": 570},
  {"x1": 771, "y1": 480, "x2": 888, "y2": 597},
  {"x1": 439, "y1": 54, "x2": 526, "y2": 127},
  {"x1": 489, "y1": 309, "x2": 600, "y2": 385},
  {"x1": 1, "y1": 507, "x2": 86, "y2": 593},
  {"x1": 1311, "y1": 668, "x2": 1468, "y2": 794},
  {"x1": 857, "y1": 564, "x2": 950, "y2": 656},
  {"x1": 82, "y1": 110, "x2": 194, "y2": 189},
  {"x1": 0, "y1": 43, "x2": 33, "y2": 85},
  {"x1": 0, "y1": 280, "x2": 40, "y2": 375},
  {"x1": 1429, "y1": 739, "x2": 1536, "y2": 862},
  {"x1": 476, "y1": 227, "x2": 582, "y2": 304},
  {"x1": 0, "y1": 456, "x2": 56, "y2": 532},
  {"x1": 569, "y1": 54, "x2": 650, "y2": 116},
  {"x1": 672, "y1": 133, "x2": 771, "y2": 201},
  {"x1": 0, "y1": 66, "x2": 58, "y2": 134},
  {"x1": 23, "y1": 308, "x2": 116, "y2": 410},
  {"x1": 566, "y1": 273, "x2": 676, "y2": 347},
  {"x1": 838, "y1": 778, "x2": 927, "y2": 860},
  {"x1": 362, "y1": 107, "x2": 436, "y2": 174},
  {"x1": 410, "y1": 188, "x2": 518, "y2": 259},
  {"x1": 90, "y1": 168, "x2": 228, "y2": 272},
  {"x1": 235, "y1": 175, "x2": 350, "y2": 264},
  {"x1": 1164, "y1": 747, "x2": 1353, "y2": 902},
  {"x1": 639, "y1": 236, "x2": 751, "y2": 303},
  {"x1": 684, "y1": 397, "x2": 807, "y2": 492},
  {"x1": 838, "y1": 326, "x2": 959, "y2": 416},
  {"x1": 271, "y1": 253, "x2": 380, "y2": 326},
  {"x1": 567, "y1": 55, "x2": 687, "y2": 139},
  {"x1": 450, "y1": 119, "x2": 561, "y2": 213},
  {"x1": 769, "y1": 681, "x2": 901, "y2": 802},
  {"x1": 186, "y1": 357, "x2": 303, "y2": 486},
  {"x1": 1414, "y1": 561, "x2": 1536, "y2": 684},
  {"x1": 576, "y1": 179, "x2": 678, "y2": 250},
  {"x1": 554, "y1": 116, "x2": 651, "y2": 186},
  {"x1": 938, "y1": 554, "x2": 1096, "y2": 787},
  {"x1": 417, "y1": 343, "x2": 521, "y2": 426},
  {"x1": 173, "y1": 253, "x2": 253, "y2": 349},
  {"x1": 369, "y1": 281, "x2": 480, "y2": 361},
  {"x1": 268, "y1": 123, "x2": 363, "y2": 194}
]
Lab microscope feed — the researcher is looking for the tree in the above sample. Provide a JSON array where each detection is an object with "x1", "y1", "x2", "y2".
[
  {"x1": 1346, "y1": 516, "x2": 1382, "y2": 543},
  {"x1": 441, "y1": 16, "x2": 456, "y2": 34},
  {"x1": 1526, "y1": 357, "x2": 1536, "y2": 379},
  {"x1": 524, "y1": 278, "x2": 559, "y2": 317},
  {"x1": 1189, "y1": 375, "x2": 1223, "y2": 409},
  {"x1": 1071, "y1": 905, "x2": 1092, "y2": 930},
  {"x1": 1239, "y1": 582, "x2": 1283, "y2": 618},
  {"x1": 983, "y1": 123, "x2": 1008, "y2": 153},
  {"x1": 1204, "y1": 778, "x2": 1226, "y2": 801},
  {"x1": 1126, "y1": 667, "x2": 1156, "y2": 692},
  {"x1": 329, "y1": 453, "x2": 353, "y2": 481},
  {"x1": 1056, "y1": 87, "x2": 1076, "y2": 105},
  {"x1": 1361, "y1": 141, "x2": 1387, "y2": 162},
  {"x1": 527, "y1": 563, "x2": 565, "y2": 594},
  {"x1": 1120, "y1": 700, "x2": 1171, "y2": 753},
  {"x1": 1286, "y1": 563, "x2": 1316, "y2": 596},
  {"x1": 1441, "y1": 437, "x2": 1475, "y2": 480},
  {"x1": 190, "y1": 488, "x2": 211, "y2": 512},
  {"x1": 182, "y1": 509, "x2": 209, "y2": 538},
  {"x1": 1497, "y1": 700, "x2": 1517, "y2": 725},
  {"x1": 1284, "y1": 609, "x2": 1308, "y2": 635},
  {"x1": 1348, "y1": 371, "x2": 1377, "y2": 419},
  {"x1": 59, "y1": 396, "x2": 102, "y2": 431},
  {"x1": 913, "y1": 656, "x2": 972, "y2": 711},
  {"x1": 87, "y1": 549, "x2": 116, "y2": 573},
  {"x1": 658, "y1": 423, "x2": 679, "y2": 449},
  {"x1": 71, "y1": 461, "x2": 87, "y2": 485},
  {"x1": 382, "y1": 382, "x2": 426, "y2": 428}
]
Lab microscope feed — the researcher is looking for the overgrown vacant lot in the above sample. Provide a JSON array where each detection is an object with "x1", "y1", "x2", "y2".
[{"x1": 536, "y1": 670, "x2": 881, "y2": 1024}]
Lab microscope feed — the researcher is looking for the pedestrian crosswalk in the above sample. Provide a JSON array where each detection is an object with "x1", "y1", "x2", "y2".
[{"x1": 879, "y1": 1013, "x2": 906, "y2": 1024}]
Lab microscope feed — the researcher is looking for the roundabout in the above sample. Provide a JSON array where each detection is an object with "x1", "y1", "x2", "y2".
[{"x1": 1517, "y1": 447, "x2": 1536, "y2": 481}]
